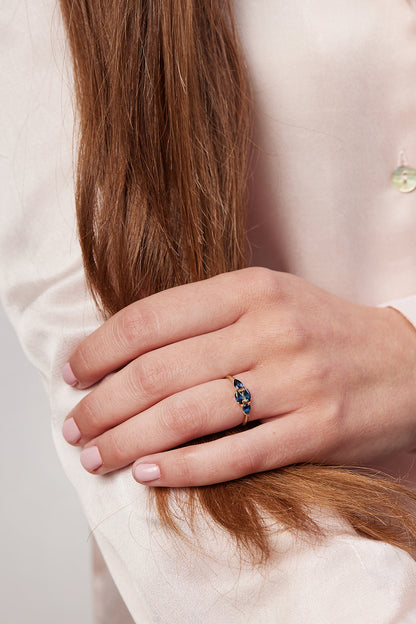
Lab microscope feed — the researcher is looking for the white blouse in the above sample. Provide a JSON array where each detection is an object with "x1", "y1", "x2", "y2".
[{"x1": 1, "y1": 1, "x2": 416, "y2": 621}]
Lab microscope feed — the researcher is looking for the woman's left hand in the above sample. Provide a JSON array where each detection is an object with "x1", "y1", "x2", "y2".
[{"x1": 62, "y1": 267, "x2": 416, "y2": 486}]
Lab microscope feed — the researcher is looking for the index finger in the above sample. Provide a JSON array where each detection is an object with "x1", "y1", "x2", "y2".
[{"x1": 64, "y1": 268, "x2": 259, "y2": 388}]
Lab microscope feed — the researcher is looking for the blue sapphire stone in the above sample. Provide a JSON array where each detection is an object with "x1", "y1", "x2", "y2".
[
  {"x1": 242, "y1": 404, "x2": 251, "y2": 415},
  {"x1": 233, "y1": 378, "x2": 244, "y2": 389},
  {"x1": 235, "y1": 391, "x2": 244, "y2": 404},
  {"x1": 243, "y1": 389, "x2": 251, "y2": 401}
]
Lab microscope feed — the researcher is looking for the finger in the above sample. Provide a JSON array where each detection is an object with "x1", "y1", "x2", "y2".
[
  {"x1": 63, "y1": 320, "x2": 258, "y2": 443},
  {"x1": 77, "y1": 366, "x2": 303, "y2": 475},
  {"x1": 78, "y1": 377, "x2": 246, "y2": 474},
  {"x1": 66, "y1": 269, "x2": 264, "y2": 388},
  {"x1": 130, "y1": 413, "x2": 324, "y2": 487}
]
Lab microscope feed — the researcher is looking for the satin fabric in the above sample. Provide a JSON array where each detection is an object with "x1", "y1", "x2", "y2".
[{"x1": 1, "y1": 1, "x2": 416, "y2": 622}]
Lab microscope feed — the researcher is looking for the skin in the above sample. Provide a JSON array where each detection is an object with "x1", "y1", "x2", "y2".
[{"x1": 62, "y1": 267, "x2": 416, "y2": 486}]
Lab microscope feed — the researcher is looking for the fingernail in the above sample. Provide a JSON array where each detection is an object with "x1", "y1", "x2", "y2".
[
  {"x1": 80, "y1": 446, "x2": 103, "y2": 472},
  {"x1": 133, "y1": 463, "x2": 160, "y2": 483},
  {"x1": 62, "y1": 417, "x2": 81, "y2": 444},
  {"x1": 62, "y1": 362, "x2": 78, "y2": 387}
]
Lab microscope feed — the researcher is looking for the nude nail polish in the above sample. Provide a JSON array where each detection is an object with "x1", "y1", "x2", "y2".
[
  {"x1": 62, "y1": 362, "x2": 78, "y2": 387},
  {"x1": 133, "y1": 463, "x2": 161, "y2": 482},
  {"x1": 80, "y1": 446, "x2": 103, "y2": 472},
  {"x1": 62, "y1": 417, "x2": 81, "y2": 444}
]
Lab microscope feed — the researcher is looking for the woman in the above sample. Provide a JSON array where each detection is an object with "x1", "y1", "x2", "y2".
[{"x1": 2, "y1": 0, "x2": 416, "y2": 621}]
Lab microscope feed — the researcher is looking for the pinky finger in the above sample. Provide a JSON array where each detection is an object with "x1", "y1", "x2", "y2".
[{"x1": 131, "y1": 415, "x2": 315, "y2": 487}]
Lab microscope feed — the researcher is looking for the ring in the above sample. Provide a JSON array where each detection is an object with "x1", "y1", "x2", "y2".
[{"x1": 226, "y1": 375, "x2": 251, "y2": 426}]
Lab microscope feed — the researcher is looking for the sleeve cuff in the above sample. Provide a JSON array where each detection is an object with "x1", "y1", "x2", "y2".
[{"x1": 378, "y1": 295, "x2": 416, "y2": 330}]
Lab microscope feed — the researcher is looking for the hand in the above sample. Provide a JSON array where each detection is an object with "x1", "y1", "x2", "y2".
[{"x1": 62, "y1": 267, "x2": 416, "y2": 486}]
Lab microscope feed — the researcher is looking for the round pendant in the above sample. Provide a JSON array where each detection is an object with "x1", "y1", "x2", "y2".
[{"x1": 391, "y1": 166, "x2": 416, "y2": 193}]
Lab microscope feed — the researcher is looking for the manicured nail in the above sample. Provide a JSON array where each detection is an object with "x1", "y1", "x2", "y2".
[
  {"x1": 62, "y1": 417, "x2": 81, "y2": 444},
  {"x1": 133, "y1": 463, "x2": 161, "y2": 483},
  {"x1": 62, "y1": 362, "x2": 78, "y2": 387},
  {"x1": 80, "y1": 446, "x2": 103, "y2": 472}
]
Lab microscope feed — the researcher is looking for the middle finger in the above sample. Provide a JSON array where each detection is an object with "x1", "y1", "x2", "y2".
[{"x1": 64, "y1": 321, "x2": 256, "y2": 444}]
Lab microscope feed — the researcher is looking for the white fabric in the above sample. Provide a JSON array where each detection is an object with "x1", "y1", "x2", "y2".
[{"x1": 2, "y1": 1, "x2": 416, "y2": 622}]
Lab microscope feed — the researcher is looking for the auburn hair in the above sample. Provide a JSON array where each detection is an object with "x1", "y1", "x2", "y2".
[{"x1": 59, "y1": 0, "x2": 416, "y2": 562}]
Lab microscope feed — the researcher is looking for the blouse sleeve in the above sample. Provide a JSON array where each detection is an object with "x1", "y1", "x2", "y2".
[{"x1": 381, "y1": 295, "x2": 416, "y2": 329}]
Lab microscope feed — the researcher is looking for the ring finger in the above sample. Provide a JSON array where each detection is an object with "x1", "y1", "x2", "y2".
[{"x1": 79, "y1": 367, "x2": 298, "y2": 475}]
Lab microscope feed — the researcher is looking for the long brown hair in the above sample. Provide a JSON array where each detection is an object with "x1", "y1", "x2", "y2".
[{"x1": 59, "y1": 0, "x2": 416, "y2": 562}]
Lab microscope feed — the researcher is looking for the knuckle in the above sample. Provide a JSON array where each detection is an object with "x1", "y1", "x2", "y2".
[
  {"x1": 75, "y1": 396, "x2": 102, "y2": 434},
  {"x1": 129, "y1": 354, "x2": 172, "y2": 401},
  {"x1": 284, "y1": 314, "x2": 309, "y2": 351},
  {"x1": 119, "y1": 304, "x2": 160, "y2": 348},
  {"x1": 229, "y1": 437, "x2": 264, "y2": 476},
  {"x1": 295, "y1": 354, "x2": 338, "y2": 403},
  {"x1": 248, "y1": 267, "x2": 280, "y2": 300},
  {"x1": 312, "y1": 398, "x2": 344, "y2": 451},
  {"x1": 322, "y1": 399, "x2": 343, "y2": 432},
  {"x1": 270, "y1": 312, "x2": 309, "y2": 353},
  {"x1": 171, "y1": 446, "x2": 194, "y2": 485},
  {"x1": 103, "y1": 430, "x2": 131, "y2": 467},
  {"x1": 251, "y1": 310, "x2": 309, "y2": 357},
  {"x1": 312, "y1": 356, "x2": 329, "y2": 384},
  {"x1": 72, "y1": 342, "x2": 96, "y2": 380},
  {"x1": 160, "y1": 394, "x2": 205, "y2": 440}
]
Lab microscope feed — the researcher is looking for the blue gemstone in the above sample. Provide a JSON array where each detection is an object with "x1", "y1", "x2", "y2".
[
  {"x1": 235, "y1": 391, "x2": 244, "y2": 404},
  {"x1": 233, "y1": 378, "x2": 244, "y2": 389},
  {"x1": 243, "y1": 389, "x2": 251, "y2": 401},
  {"x1": 242, "y1": 404, "x2": 251, "y2": 415}
]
